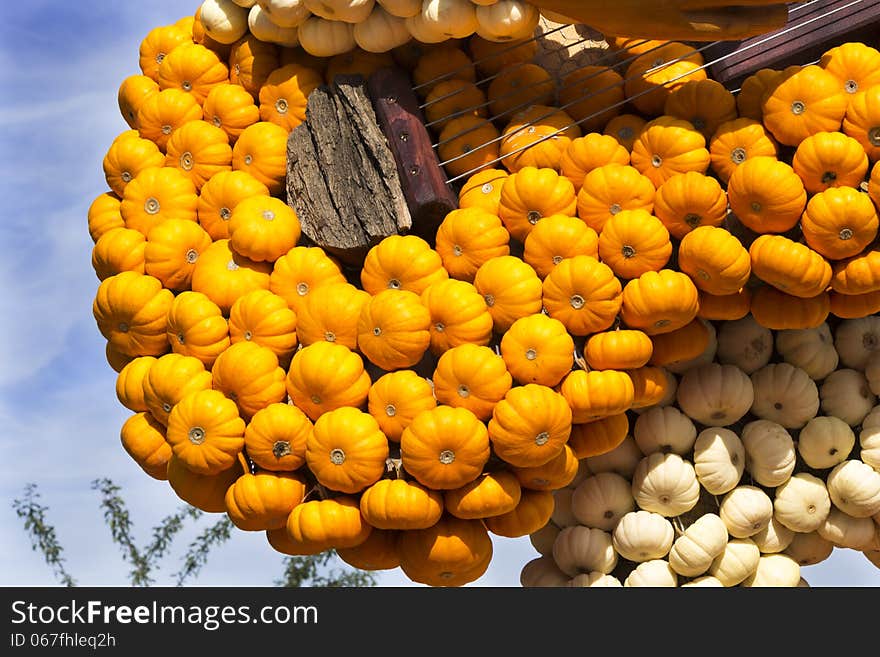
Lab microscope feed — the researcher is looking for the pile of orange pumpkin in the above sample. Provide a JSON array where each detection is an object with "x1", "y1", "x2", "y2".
[{"x1": 89, "y1": 3, "x2": 880, "y2": 586}]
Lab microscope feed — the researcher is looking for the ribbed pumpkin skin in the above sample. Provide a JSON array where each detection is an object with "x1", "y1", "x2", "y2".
[
  {"x1": 434, "y1": 207, "x2": 511, "y2": 282},
  {"x1": 677, "y1": 226, "x2": 752, "y2": 296},
  {"x1": 165, "y1": 389, "x2": 246, "y2": 475},
  {"x1": 91, "y1": 227, "x2": 146, "y2": 281},
  {"x1": 432, "y1": 344, "x2": 512, "y2": 421},
  {"x1": 709, "y1": 117, "x2": 779, "y2": 184},
  {"x1": 831, "y1": 248, "x2": 880, "y2": 295},
  {"x1": 367, "y1": 370, "x2": 437, "y2": 443},
  {"x1": 210, "y1": 341, "x2": 287, "y2": 420},
  {"x1": 488, "y1": 384, "x2": 573, "y2": 469},
  {"x1": 165, "y1": 291, "x2": 230, "y2": 368},
  {"x1": 842, "y1": 85, "x2": 880, "y2": 161},
  {"x1": 138, "y1": 23, "x2": 190, "y2": 82},
  {"x1": 103, "y1": 135, "x2": 166, "y2": 197},
  {"x1": 196, "y1": 169, "x2": 269, "y2": 241},
  {"x1": 286, "y1": 497, "x2": 372, "y2": 549},
  {"x1": 136, "y1": 87, "x2": 203, "y2": 152},
  {"x1": 444, "y1": 470, "x2": 523, "y2": 519},
  {"x1": 568, "y1": 413, "x2": 629, "y2": 458},
  {"x1": 559, "y1": 369, "x2": 635, "y2": 423},
  {"x1": 269, "y1": 246, "x2": 347, "y2": 315},
  {"x1": 457, "y1": 168, "x2": 509, "y2": 215},
  {"x1": 228, "y1": 289, "x2": 298, "y2": 366},
  {"x1": 652, "y1": 171, "x2": 728, "y2": 240},
  {"x1": 483, "y1": 489, "x2": 555, "y2": 538},
  {"x1": 522, "y1": 214, "x2": 599, "y2": 280},
  {"x1": 500, "y1": 313, "x2": 575, "y2": 387},
  {"x1": 497, "y1": 166, "x2": 577, "y2": 243},
  {"x1": 202, "y1": 83, "x2": 261, "y2": 144},
  {"x1": 357, "y1": 289, "x2": 431, "y2": 371},
  {"x1": 726, "y1": 156, "x2": 807, "y2": 234},
  {"x1": 224, "y1": 470, "x2": 307, "y2": 531},
  {"x1": 473, "y1": 255, "x2": 544, "y2": 333},
  {"x1": 120, "y1": 166, "x2": 199, "y2": 236},
  {"x1": 120, "y1": 411, "x2": 172, "y2": 480},
  {"x1": 630, "y1": 116, "x2": 711, "y2": 188},
  {"x1": 244, "y1": 402, "x2": 311, "y2": 472},
  {"x1": 398, "y1": 515, "x2": 493, "y2": 587},
  {"x1": 167, "y1": 454, "x2": 243, "y2": 513},
  {"x1": 663, "y1": 78, "x2": 737, "y2": 141},
  {"x1": 144, "y1": 218, "x2": 213, "y2": 292},
  {"x1": 142, "y1": 352, "x2": 213, "y2": 426},
  {"x1": 115, "y1": 356, "x2": 156, "y2": 413},
  {"x1": 597, "y1": 209, "x2": 672, "y2": 280},
  {"x1": 359, "y1": 479, "x2": 444, "y2": 531},
  {"x1": 584, "y1": 330, "x2": 653, "y2": 371},
  {"x1": 164, "y1": 120, "x2": 233, "y2": 191},
  {"x1": 400, "y1": 406, "x2": 490, "y2": 491},
  {"x1": 336, "y1": 529, "x2": 401, "y2": 572},
  {"x1": 156, "y1": 42, "x2": 229, "y2": 105},
  {"x1": 619, "y1": 269, "x2": 700, "y2": 336},
  {"x1": 191, "y1": 239, "x2": 273, "y2": 315},
  {"x1": 791, "y1": 131, "x2": 869, "y2": 195},
  {"x1": 749, "y1": 235, "x2": 833, "y2": 299},
  {"x1": 698, "y1": 288, "x2": 752, "y2": 321},
  {"x1": 736, "y1": 68, "x2": 780, "y2": 121},
  {"x1": 93, "y1": 271, "x2": 174, "y2": 357},
  {"x1": 541, "y1": 256, "x2": 623, "y2": 337},
  {"x1": 258, "y1": 63, "x2": 323, "y2": 131},
  {"x1": 231, "y1": 121, "x2": 289, "y2": 195},
  {"x1": 628, "y1": 366, "x2": 675, "y2": 409},
  {"x1": 88, "y1": 192, "x2": 125, "y2": 243},
  {"x1": 306, "y1": 407, "x2": 389, "y2": 495},
  {"x1": 360, "y1": 235, "x2": 448, "y2": 296},
  {"x1": 576, "y1": 164, "x2": 656, "y2": 233},
  {"x1": 750, "y1": 286, "x2": 830, "y2": 330},
  {"x1": 286, "y1": 342, "x2": 372, "y2": 421},
  {"x1": 800, "y1": 187, "x2": 878, "y2": 261},
  {"x1": 420, "y1": 279, "x2": 494, "y2": 356},
  {"x1": 559, "y1": 133, "x2": 630, "y2": 193}
]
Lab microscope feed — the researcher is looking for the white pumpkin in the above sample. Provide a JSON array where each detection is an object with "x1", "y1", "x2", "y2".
[
  {"x1": 520, "y1": 554, "x2": 570, "y2": 587},
  {"x1": 820, "y1": 368, "x2": 877, "y2": 427},
  {"x1": 817, "y1": 506, "x2": 878, "y2": 549},
  {"x1": 199, "y1": 0, "x2": 250, "y2": 43},
  {"x1": 784, "y1": 530, "x2": 834, "y2": 566},
  {"x1": 631, "y1": 452, "x2": 700, "y2": 517},
  {"x1": 749, "y1": 362, "x2": 819, "y2": 429},
  {"x1": 775, "y1": 322, "x2": 839, "y2": 380},
  {"x1": 248, "y1": 5, "x2": 301, "y2": 45},
  {"x1": 550, "y1": 486, "x2": 578, "y2": 528},
  {"x1": 298, "y1": 16, "x2": 357, "y2": 56},
  {"x1": 420, "y1": 0, "x2": 479, "y2": 39},
  {"x1": 692, "y1": 426, "x2": 745, "y2": 495},
  {"x1": 666, "y1": 319, "x2": 717, "y2": 375},
  {"x1": 740, "y1": 419, "x2": 796, "y2": 488},
  {"x1": 474, "y1": 0, "x2": 539, "y2": 41},
  {"x1": 716, "y1": 315, "x2": 774, "y2": 374},
  {"x1": 623, "y1": 559, "x2": 678, "y2": 587},
  {"x1": 377, "y1": 0, "x2": 421, "y2": 17},
  {"x1": 633, "y1": 366, "x2": 679, "y2": 413},
  {"x1": 741, "y1": 553, "x2": 801, "y2": 587},
  {"x1": 860, "y1": 405, "x2": 880, "y2": 472},
  {"x1": 865, "y1": 351, "x2": 880, "y2": 396},
  {"x1": 676, "y1": 363, "x2": 754, "y2": 427},
  {"x1": 257, "y1": 0, "x2": 311, "y2": 27},
  {"x1": 571, "y1": 471, "x2": 634, "y2": 531},
  {"x1": 404, "y1": 11, "x2": 451, "y2": 43},
  {"x1": 528, "y1": 522, "x2": 560, "y2": 556},
  {"x1": 834, "y1": 316, "x2": 880, "y2": 370},
  {"x1": 552, "y1": 525, "x2": 617, "y2": 576},
  {"x1": 633, "y1": 406, "x2": 697, "y2": 456},
  {"x1": 752, "y1": 516, "x2": 795, "y2": 554},
  {"x1": 826, "y1": 459, "x2": 880, "y2": 518},
  {"x1": 707, "y1": 538, "x2": 760, "y2": 586},
  {"x1": 567, "y1": 572, "x2": 623, "y2": 587},
  {"x1": 680, "y1": 575, "x2": 724, "y2": 587},
  {"x1": 233, "y1": 0, "x2": 258, "y2": 7},
  {"x1": 304, "y1": 0, "x2": 375, "y2": 23},
  {"x1": 668, "y1": 512, "x2": 729, "y2": 577},
  {"x1": 719, "y1": 485, "x2": 773, "y2": 538},
  {"x1": 773, "y1": 472, "x2": 831, "y2": 533},
  {"x1": 798, "y1": 415, "x2": 855, "y2": 470},
  {"x1": 353, "y1": 5, "x2": 412, "y2": 51},
  {"x1": 584, "y1": 435, "x2": 643, "y2": 479},
  {"x1": 611, "y1": 510, "x2": 674, "y2": 562}
]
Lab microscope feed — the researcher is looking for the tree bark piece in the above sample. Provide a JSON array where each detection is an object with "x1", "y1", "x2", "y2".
[{"x1": 286, "y1": 75, "x2": 412, "y2": 267}]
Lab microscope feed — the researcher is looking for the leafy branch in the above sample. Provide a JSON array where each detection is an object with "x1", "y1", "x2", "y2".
[
  {"x1": 173, "y1": 516, "x2": 234, "y2": 586},
  {"x1": 12, "y1": 483, "x2": 76, "y2": 587}
]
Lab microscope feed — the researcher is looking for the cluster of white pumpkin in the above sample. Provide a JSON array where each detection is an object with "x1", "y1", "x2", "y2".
[
  {"x1": 198, "y1": 0, "x2": 545, "y2": 58},
  {"x1": 521, "y1": 316, "x2": 880, "y2": 587}
]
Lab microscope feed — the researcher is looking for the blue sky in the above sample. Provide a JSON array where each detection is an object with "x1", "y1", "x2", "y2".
[{"x1": 0, "y1": 1, "x2": 877, "y2": 588}]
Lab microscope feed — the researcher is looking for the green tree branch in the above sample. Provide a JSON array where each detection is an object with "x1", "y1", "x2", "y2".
[{"x1": 12, "y1": 483, "x2": 77, "y2": 587}]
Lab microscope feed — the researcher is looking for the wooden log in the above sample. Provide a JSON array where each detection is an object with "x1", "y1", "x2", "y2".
[{"x1": 286, "y1": 75, "x2": 412, "y2": 267}]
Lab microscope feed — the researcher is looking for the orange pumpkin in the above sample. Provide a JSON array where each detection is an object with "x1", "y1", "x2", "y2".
[
  {"x1": 165, "y1": 291, "x2": 230, "y2": 368},
  {"x1": 627, "y1": 365, "x2": 676, "y2": 409},
  {"x1": 259, "y1": 63, "x2": 323, "y2": 131},
  {"x1": 468, "y1": 36, "x2": 537, "y2": 77},
  {"x1": 648, "y1": 318, "x2": 711, "y2": 368},
  {"x1": 819, "y1": 42, "x2": 880, "y2": 98},
  {"x1": 868, "y1": 160, "x2": 879, "y2": 211},
  {"x1": 750, "y1": 285, "x2": 830, "y2": 330},
  {"x1": 120, "y1": 411, "x2": 173, "y2": 480},
  {"x1": 92, "y1": 271, "x2": 174, "y2": 357},
  {"x1": 156, "y1": 41, "x2": 228, "y2": 105},
  {"x1": 411, "y1": 45, "x2": 477, "y2": 95},
  {"x1": 483, "y1": 488, "x2": 554, "y2": 538},
  {"x1": 487, "y1": 63, "x2": 555, "y2": 119},
  {"x1": 165, "y1": 388, "x2": 246, "y2": 475},
  {"x1": 144, "y1": 218, "x2": 213, "y2": 291},
  {"x1": 735, "y1": 68, "x2": 780, "y2": 121},
  {"x1": 603, "y1": 112, "x2": 646, "y2": 151},
  {"x1": 306, "y1": 406, "x2": 389, "y2": 495},
  {"x1": 285, "y1": 342, "x2": 372, "y2": 421},
  {"x1": 115, "y1": 356, "x2": 156, "y2": 412},
  {"x1": 541, "y1": 255, "x2": 623, "y2": 336},
  {"x1": 619, "y1": 269, "x2": 700, "y2": 336},
  {"x1": 357, "y1": 289, "x2": 431, "y2": 371},
  {"x1": 498, "y1": 105, "x2": 581, "y2": 173},
  {"x1": 749, "y1": 234, "x2": 832, "y2": 298},
  {"x1": 584, "y1": 329, "x2": 653, "y2": 371},
  {"x1": 224, "y1": 469, "x2": 307, "y2": 532},
  {"x1": 444, "y1": 470, "x2": 522, "y2": 518},
  {"x1": 398, "y1": 515, "x2": 492, "y2": 587},
  {"x1": 500, "y1": 313, "x2": 575, "y2": 388},
  {"x1": 558, "y1": 66, "x2": 626, "y2": 133},
  {"x1": 597, "y1": 209, "x2": 672, "y2": 280},
  {"x1": 791, "y1": 131, "x2": 869, "y2": 194},
  {"x1": 400, "y1": 406, "x2": 490, "y2": 490},
  {"x1": 359, "y1": 478, "x2": 444, "y2": 531},
  {"x1": 497, "y1": 166, "x2": 577, "y2": 242},
  {"x1": 201, "y1": 82, "x2": 261, "y2": 144},
  {"x1": 801, "y1": 186, "x2": 879, "y2": 261},
  {"x1": 228, "y1": 289, "x2": 298, "y2": 367},
  {"x1": 136, "y1": 87, "x2": 203, "y2": 152},
  {"x1": 488, "y1": 384, "x2": 572, "y2": 468},
  {"x1": 559, "y1": 133, "x2": 630, "y2": 193},
  {"x1": 360, "y1": 235, "x2": 448, "y2": 296},
  {"x1": 457, "y1": 168, "x2": 509, "y2": 214},
  {"x1": 296, "y1": 282, "x2": 371, "y2": 351},
  {"x1": 286, "y1": 497, "x2": 372, "y2": 550},
  {"x1": 269, "y1": 245, "x2": 347, "y2": 315},
  {"x1": 423, "y1": 79, "x2": 488, "y2": 131},
  {"x1": 437, "y1": 115, "x2": 501, "y2": 180},
  {"x1": 367, "y1": 370, "x2": 437, "y2": 443},
  {"x1": 473, "y1": 255, "x2": 543, "y2": 333},
  {"x1": 420, "y1": 279, "x2": 494, "y2": 355},
  {"x1": 726, "y1": 156, "x2": 807, "y2": 234},
  {"x1": 697, "y1": 288, "x2": 752, "y2": 321},
  {"x1": 196, "y1": 169, "x2": 270, "y2": 240},
  {"x1": 761, "y1": 64, "x2": 849, "y2": 147},
  {"x1": 708, "y1": 117, "x2": 779, "y2": 184},
  {"x1": 829, "y1": 289, "x2": 880, "y2": 319},
  {"x1": 677, "y1": 225, "x2": 752, "y2": 296},
  {"x1": 512, "y1": 444, "x2": 579, "y2": 491},
  {"x1": 229, "y1": 34, "x2": 280, "y2": 98},
  {"x1": 138, "y1": 23, "x2": 192, "y2": 82},
  {"x1": 652, "y1": 171, "x2": 728, "y2": 239},
  {"x1": 324, "y1": 48, "x2": 393, "y2": 83},
  {"x1": 559, "y1": 368, "x2": 635, "y2": 423},
  {"x1": 164, "y1": 120, "x2": 233, "y2": 191},
  {"x1": 211, "y1": 341, "x2": 287, "y2": 420},
  {"x1": 167, "y1": 454, "x2": 243, "y2": 513},
  {"x1": 103, "y1": 134, "x2": 166, "y2": 197},
  {"x1": 624, "y1": 42, "x2": 707, "y2": 117},
  {"x1": 91, "y1": 227, "x2": 146, "y2": 281},
  {"x1": 842, "y1": 85, "x2": 880, "y2": 161},
  {"x1": 576, "y1": 163, "x2": 656, "y2": 233},
  {"x1": 190, "y1": 239, "x2": 272, "y2": 315},
  {"x1": 663, "y1": 78, "x2": 737, "y2": 141},
  {"x1": 432, "y1": 344, "x2": 512, "y2": 421},
  {"x1": 228, "y1": 195, "x2": 301, "y2": 263},
  {"x1": 87, "y1": 192, "x2": 125, "y2": 243},
  {"x1": 244, "y1": 402, "x2": 311, "y2": 472},
  {"x1": 568, "y1": 413, "x2": 629, "y2": 459},
  {"x1": 522, "y1": 214, "x2": 600, "y2": 279},
  {"x1": 231, "y1": 121, "x2": 289, "y2": 195},
  {"x1": 830, "y1": 247, "x2": 880, "y2": 295},
  {"x1": 120, "y1": 166, "x2": 198, "y2": 236},
  {"x1": 630, "y1": 115, "x2": 711, "y2": 188},
  {"x1": 434, "y1": 207, "x2": 511, "y2": 282}
]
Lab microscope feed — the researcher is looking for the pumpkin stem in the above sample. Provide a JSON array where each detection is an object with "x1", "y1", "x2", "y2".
[
  {"x1": 573, "y1": 349, "x2": 589, "y2": 371},
  {"x1": 237, "y1": 451, "x2": 252, "y2": 475}
]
